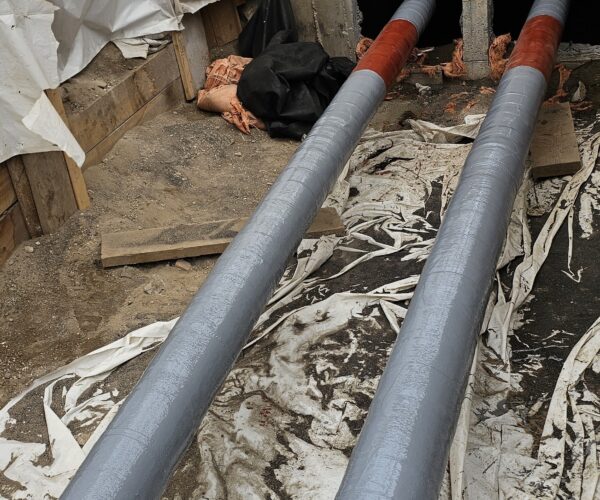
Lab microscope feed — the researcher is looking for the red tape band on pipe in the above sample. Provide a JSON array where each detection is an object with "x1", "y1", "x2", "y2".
[
  {"x1": 506, "y1": 15, "x2": 564, "y2": 82},
  {"x1": 355, "y1": 19, "x2": 419, "y2": 88}
]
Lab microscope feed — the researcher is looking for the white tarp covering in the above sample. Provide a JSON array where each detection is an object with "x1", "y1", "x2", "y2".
[
  {"x1": 1, "y1": 116, "x2": 599, "y2": 499},
  {"x1": 0, "y1": 0, "x2": 216, "y2": 166}
]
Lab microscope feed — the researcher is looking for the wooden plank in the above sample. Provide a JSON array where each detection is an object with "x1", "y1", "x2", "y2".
[
  {"x1": 5, "y1": 156, "x2": 43, "y2": 237},
  {"x1": 530, "y1": 102, "x2": 582, "y2": 179},
  {"x1": 21, "y1": 151, "x2": 78, "y2": 234},
  {"x1": 83, "y1": 78, "x2": 184, "y2": 169},
  {"x1": 0, "y1": 164, "x2": 17, "y2": 215},
  {"x1": 172, "y1": 13, "x2": 210, "y2": 101},
  {"x1": 68, "y1": 44, "x2": 180, "y2": 153},
  {"x1": 45, "y1": 88, "x2": 91, "y2": 210},
  {"x1": 202, "y1": 0, "x2": 241, "y2": 48},
  {"x1": 101, "y1": 207, "x2": 345, "y2": 268},
  {"x1": 0, "y1": 203, "x2": 30, "y2": 267}
]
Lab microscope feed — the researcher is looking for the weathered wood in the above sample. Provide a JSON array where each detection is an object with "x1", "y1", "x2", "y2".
[
  {"x1": 5, "y1": 156, "x2": 43, "y2": 237},
  {"x1": 202, "y1": 0, "x2": 241, "y2": 48},
  {"x1": 405, "y1": 66, "x2": 444, "y2": 87},
  {"x1": 0, "y1": 164, "x2": 17, "y2": 215},
  {"x1": 68, "y1": 44, "x2": 180, "y2": 153},
  {"x1": 21, "y1": 151, "x2": 78, "y2": 234},
  {"x1": 101, "y1": 207, "x2": 345, "y2": 267},
  {"x1": 172, "y1": 13, "x2": 210, "y2": 101},
  {"x1": 83, "y1": 78, "x2": 184, "y2": 169},
  {"x1": 530, "y1": 102, "x2": 582, "y2": 179},
  {"x1": 45, "y1": 88, "x2": 91, "y2": 210},
  {"x1": 0, "y1": 203, "x2": 30, "y2": 267}
]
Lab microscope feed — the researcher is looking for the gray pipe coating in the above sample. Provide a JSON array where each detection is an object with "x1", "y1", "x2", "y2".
[
  {"x1": 61, "y1": 2, "x2": 435, "y2": 498},
  {"x1": 336, "y1": 1, "x2": 569, "y2": 499}
]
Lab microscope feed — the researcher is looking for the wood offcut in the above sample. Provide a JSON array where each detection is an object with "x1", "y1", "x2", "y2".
[
  {"x1": 530, "y1": 102, "x2": 581, "y2": 179},
  {"x1": 101, "y1": 207, "x2": 345, "y2": 268}
]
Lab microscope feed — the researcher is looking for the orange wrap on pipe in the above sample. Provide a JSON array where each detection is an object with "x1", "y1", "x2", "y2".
[
  {"x1": 355, "y1": 19, "x2": 419, "y2": 88},
  {"x1": 506, "y1": 15, "x2": 564, "y2": 82}
]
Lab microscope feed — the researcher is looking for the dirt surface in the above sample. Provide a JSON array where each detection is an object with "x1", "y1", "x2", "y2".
[
  {"x1": 61, "y1": 43, "x2": 150, "y2": 114},
  {"x1": 0, "y1": 104, "x2": 298, "y2": 407}
]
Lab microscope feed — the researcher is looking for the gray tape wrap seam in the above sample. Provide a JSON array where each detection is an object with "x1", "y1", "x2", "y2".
[
  {"x1": 392, "y1": 0, "x2": 436, "y2": 35},
  {"x1": 336, "y1": 62, "x2": 556, "y2": 499},
  {"x1": 527, "y1": 0, "x2": 570, "y2": 21},
  {"x1": 61, "y1": 69, "x2": 387, "y2": 500}
]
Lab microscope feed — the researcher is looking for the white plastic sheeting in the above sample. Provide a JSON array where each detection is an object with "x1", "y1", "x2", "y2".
[
  {"x1": 0, "y1": 0, "x2": 216, "y2": 166},
  {"x1": 1, "y1": 116, "x2": 599, "y2": 499}
]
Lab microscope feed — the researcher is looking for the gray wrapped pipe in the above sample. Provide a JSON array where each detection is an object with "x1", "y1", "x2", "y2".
[
  {"x1": 61, "y1": 2, "x2": 436, "y2": 499},
  {"x1": 336, "y1": 1, "x2": 569, "y2": 498}
]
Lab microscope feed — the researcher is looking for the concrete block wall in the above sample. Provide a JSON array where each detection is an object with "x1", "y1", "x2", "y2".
[
  {"x1": 462, "y1": 0, "x2": 493, "y2": 79},
  {"x1": 290, "y1": 0, "x2": 360, "y2": 60},
  {"x1": 292, "y1": 0, "x2": 494, "y2": 79}
]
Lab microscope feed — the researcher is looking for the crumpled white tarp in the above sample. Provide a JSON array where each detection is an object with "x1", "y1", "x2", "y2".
[
  {"x1": 1, "y1": 115, "x2": 599, "y2": 499},
  {"x1": 0, "y1": 0, "x2": 216, "y2": 166},
  {"x1": 0, "y1": 0, "x2": 85, "y2": 166}
]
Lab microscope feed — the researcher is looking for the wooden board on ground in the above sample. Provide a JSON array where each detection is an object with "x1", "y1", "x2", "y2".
[
  {"x1": 0, "y1": 203, "x2": 30, "y2": 267},
  {"x1": 172, "y1": 13, "x2": 210, "y2": 101},
  {"x1": 101, "y1": 207, "x2": 345, "y2": 268},
  {"x1": 68, "y1": 44, "x2": 180, "y2": 153},
  {"x1": 5, "y1": 156, "x2": 43, "y2": 237},
  {"x1": 83, "y1": 78, "x2": 184, "y2": 169},
  {"x1": 530, "y1": 102, "x2": 581, "y2": 179},
  {"x1": 202, "y1": 0, "x2": 241, "y2": 48},
  {"x1": 21, "y1": 151, "x2": 78, "y2": 234},
  {"x1": 0, "y1": 164, "x2": 17, "y2": 215}
]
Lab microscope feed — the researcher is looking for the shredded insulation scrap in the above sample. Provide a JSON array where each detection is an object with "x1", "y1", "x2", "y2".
[{"x1": 1, "y1": 116, "x2": 600, "y2": 499}]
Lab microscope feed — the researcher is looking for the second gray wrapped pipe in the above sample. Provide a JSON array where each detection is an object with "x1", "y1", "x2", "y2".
[{"x1": 336, "y1": 0, "x2": 570, "y2": 498}]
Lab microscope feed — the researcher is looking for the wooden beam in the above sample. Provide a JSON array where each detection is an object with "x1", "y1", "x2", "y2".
[
  {"x1": 101, "y1": 207, "x2": 345, "y2": 267},
  {"x1": 68, "y1": 44, "x2": 181, "y2": 153},
  {"x1": 83, "y1": 78, "x2": 184, "y2": 169},
  {"x1": 530, "y1": 102, "x2": 582, "y2": 179},
  {"x1": 0, "y1": 164, "x2": 17, "y2": 215},
  {"x1": 172, "y1": 13, "x2": 210, "y2": 101},
  {"x1": 21, "y1": 151, "x2": 78, "y2": 234},
  {"x1": 45, "y1": 88, "x2": 91, "y2": 210},
  {"x1": 202, "y1": 0, "x2": 241, "y2": 48},
  {"x1": 0, "y1": 203, "x2": 30, "y2": 267},
  {"x1": 5, "y1": 156, "x2": 43, "y2": 237}
]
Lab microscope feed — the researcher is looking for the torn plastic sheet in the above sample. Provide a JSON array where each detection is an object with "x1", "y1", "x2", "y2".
[
  {"x1": 0, "y1": 0, "x2": 85, "y2": 166},
  {"x1": 1, "y1": 118, "x2": 599, "y2": 499},
  {"x1": 112, "y1": 34, "x2": 171, "y2": 60},
  {"x1": 0, "y1": 0, "x2": 215, "y2": 166}
]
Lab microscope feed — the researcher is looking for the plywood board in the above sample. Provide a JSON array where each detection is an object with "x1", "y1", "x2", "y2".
[
  {"x1": 45, "y1": 88, "x2": 90, "y2": 210},
  {"x1": 22, "y1": 151, "x2": 78, "y2": 234},
  {"x1": 83, "y1": 78, "x2": 184, "y2": 169},
  {"x1": 202, "y1": 0, "x2": 241, "y2": 48},
  {"x1": 68, "y1": 44, "x2": 180, "y2": 153},
  {"x1": 5, "y1": 156, "x2": 43, "y2": 237},
  {"x1": 0, "y1": 203, "x2": 30, "y2": 267},
  {"x1": 531, "y1": 102, "x2": 582, "y2": 179},
  {"x1": 0, "y1": 164, "x2": 17, "y2": 215},
  {"x1": 172, "y1": 13, "x2": 210, "y2": 101},
  {"x1": 101, "y1": 207, "x2": 345, "y2": 267}
]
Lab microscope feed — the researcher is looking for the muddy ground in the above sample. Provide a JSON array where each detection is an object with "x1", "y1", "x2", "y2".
[{"x1": 1, "y1": 45, "x2": 599, "y2": 498}]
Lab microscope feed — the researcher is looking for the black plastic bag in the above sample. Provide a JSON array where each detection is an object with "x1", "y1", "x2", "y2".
[
  {"x1": 237, "y1": 41, "x2": 355, "y2": 139},
  {"x1": 238, "y1": 0, "x2": 297, "y2": 57}
]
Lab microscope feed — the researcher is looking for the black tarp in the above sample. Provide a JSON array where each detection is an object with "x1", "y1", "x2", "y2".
[
  {"x1": 237, "y1": 1, "x2": 354, "y2": 139},
  {"x1": 238, "y1": 0, "x2": 297, "y2": 58}
]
